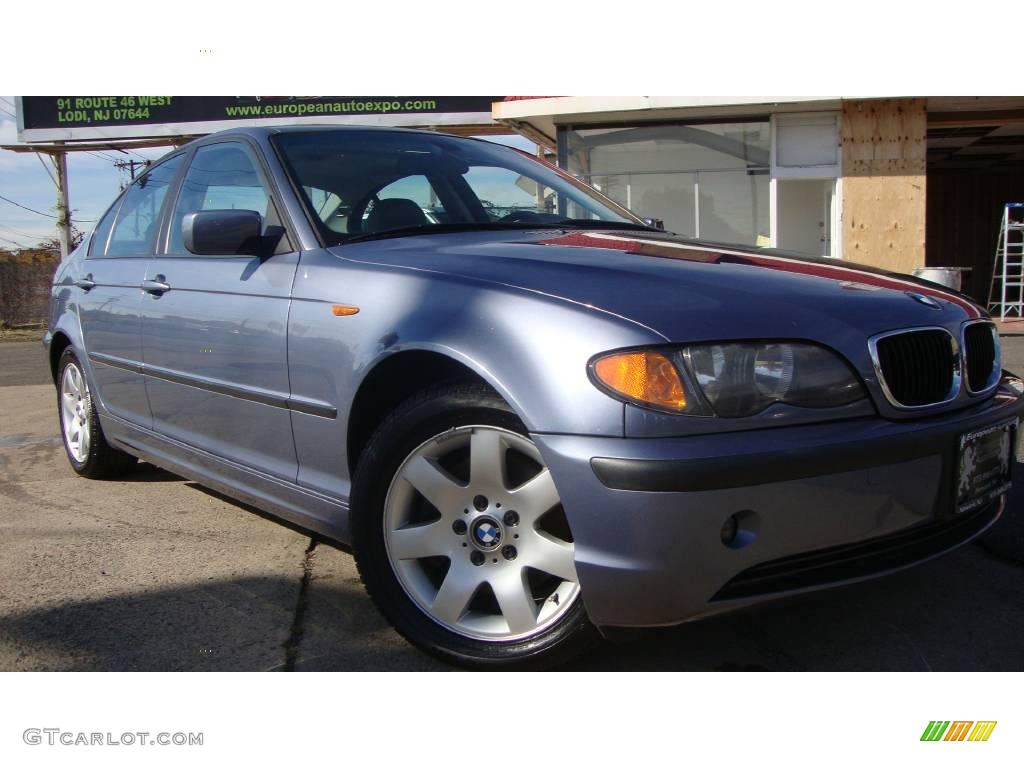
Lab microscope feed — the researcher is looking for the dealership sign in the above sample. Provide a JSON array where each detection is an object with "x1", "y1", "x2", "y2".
[{"x1": 16, "y1": 96, "x2": 502, "y2": 142}]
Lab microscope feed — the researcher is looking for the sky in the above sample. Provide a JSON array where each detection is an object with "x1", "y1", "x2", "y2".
[
  {"x1": 0, "y1": 96, "x2": 534, "y2": 250},
  {"x1": 0, "y1": 96, "x2": 169, "y2": 249}
]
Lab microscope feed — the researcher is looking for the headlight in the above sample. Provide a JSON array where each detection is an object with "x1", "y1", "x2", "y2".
[
  {"x1": 590, "y1": 342, "x2": 865, "y2": 418},
  {"x1": 684, "y1": 342, "x2": 865, "y2": 417}
]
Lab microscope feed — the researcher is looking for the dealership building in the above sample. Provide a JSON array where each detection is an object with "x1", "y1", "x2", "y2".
[{"x1": 495, "y1": 96, "x2": 1024, "y2": 303}]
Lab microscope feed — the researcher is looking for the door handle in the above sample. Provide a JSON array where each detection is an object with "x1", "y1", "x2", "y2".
[
  {"x1": 73, "y1": 274, "x2": 96, "y2": 291},
  {"x1": 141, "y1": 276, "x2": 170, "y2": 295}
]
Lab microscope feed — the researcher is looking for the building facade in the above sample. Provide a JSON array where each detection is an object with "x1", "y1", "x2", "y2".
[{"x1": 495, "y1": 97, "x2": 1024, "y2": 303}]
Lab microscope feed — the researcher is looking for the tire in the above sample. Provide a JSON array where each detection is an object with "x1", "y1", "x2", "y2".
[
  {"x1": 56, "y1": 348, "x2": 137, "y2": 479},
  {"x1": 979, "y1": 460, "x2": 1024, "y2": 565},
  {"x1": 351, "y1": 382, "x2": 598, "y2": 669}
]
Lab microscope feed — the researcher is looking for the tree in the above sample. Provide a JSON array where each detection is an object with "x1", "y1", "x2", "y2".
[{"x1": 35, "y1": 222, "x2": 84, "y2": 253}]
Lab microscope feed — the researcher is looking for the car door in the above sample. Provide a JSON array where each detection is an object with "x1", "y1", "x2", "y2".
[
  {"x1": 77, "y1": 155, "x2": 185, "y2": 427},
  {"x1": 139, "y1": 140, "x2": 300, "y2": 481}
]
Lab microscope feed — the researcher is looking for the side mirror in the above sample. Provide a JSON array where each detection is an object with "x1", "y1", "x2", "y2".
[
  {"x1": 642, "y1": 217, "x2": 665, "y2": 231},
  {"x1": 183, "y1": 210, "x2": 263, "y2": 256}
]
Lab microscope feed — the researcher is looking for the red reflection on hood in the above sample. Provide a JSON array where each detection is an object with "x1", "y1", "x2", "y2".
[
  {"x1": 537, "y1": 231, "x2": 722, "y2": 263},
  {"x1": 535, "y1": 231, "x2": 982, "y2": 319},
  {"x1": 718, "y1": 251, "x2": 982, "y2": 318}
]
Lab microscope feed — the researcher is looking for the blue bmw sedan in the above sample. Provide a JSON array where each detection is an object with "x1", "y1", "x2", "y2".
[{"x1": 45, "y1": 126, "x2": 1023, "y2": 667}]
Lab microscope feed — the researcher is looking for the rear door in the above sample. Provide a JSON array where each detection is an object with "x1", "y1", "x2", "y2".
[
  {"x1": 139, "y1": 140, "x2": 300, "y2": 480},
  {"x1": 77, "y1": 155, "x2": 185, "y2": 427}
]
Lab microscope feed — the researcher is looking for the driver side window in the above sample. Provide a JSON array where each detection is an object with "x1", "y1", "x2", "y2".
[{"x1": 167, "y1": 143, "x2": 271, "y2": 255}]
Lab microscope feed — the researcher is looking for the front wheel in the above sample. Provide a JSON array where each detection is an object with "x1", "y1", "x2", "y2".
[{"x1": 351, "y1": 383, "x2": 597, "y2": 668}]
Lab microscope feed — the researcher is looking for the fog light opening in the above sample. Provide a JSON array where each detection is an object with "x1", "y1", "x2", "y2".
[
  {"x1": 720, "y1": 515, "x2": 739, "y2": 546},
  {"x1": 721, "y1": 510, "x2": 759, "y2": 550}
]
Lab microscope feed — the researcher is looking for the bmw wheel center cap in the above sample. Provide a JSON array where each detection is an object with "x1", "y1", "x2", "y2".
[{"x1": 472, "y1": 517, "x2": 502, "y2": 550}]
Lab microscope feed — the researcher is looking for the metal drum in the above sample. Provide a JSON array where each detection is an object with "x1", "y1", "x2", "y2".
[{"x1": 912, "y1": 266, "x2": 972, "y2": 292}]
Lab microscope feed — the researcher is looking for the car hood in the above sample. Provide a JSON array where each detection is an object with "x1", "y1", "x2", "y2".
[{"x1": 332, "y1": 228, "x2": 984, "y2": 344}]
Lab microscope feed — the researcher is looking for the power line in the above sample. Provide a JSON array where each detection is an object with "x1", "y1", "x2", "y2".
[
  {"x1": 0, "y1": 194, "x2": 94, "y2": 223},
  {"x1": 83, "y1": 151, "x2": 120, "y2": 164},
  {"x1": 62, "y1": 149, "x2": 120, "y2": 165},
  {"x1": 0, "y1": 234, "x2": 38, "y2": 249},
  {"x1": 36, "y1": 153, "x2": 58, "y2": 188},
  {"x1": 117, "y1": 145, "x2": 151, "y2": 161},
  {"x1": 114, "y1": 158, "x2": 150, "y2": 182},
  {"x1": 0, "y1": 224, "x2": 36, "y2": 239},
  {"x1": 0, "y1": 234, "x2": 32, "y2": 249},
  {"x1": 0, "y1": 194, "x2": 58, "y2": 219},
  {"x1": 0, "y1": 223, "x2": 44, "y2": 239}
]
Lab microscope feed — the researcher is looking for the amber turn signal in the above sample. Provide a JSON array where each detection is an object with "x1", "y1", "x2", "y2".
[{"x1": 592, "y1": 350, "x2": 688, "y2": 411}]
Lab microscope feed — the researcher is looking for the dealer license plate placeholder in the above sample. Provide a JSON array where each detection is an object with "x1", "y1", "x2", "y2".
[{"x1": 957, "y1": 418, "x2": 1017, "y2": 515}]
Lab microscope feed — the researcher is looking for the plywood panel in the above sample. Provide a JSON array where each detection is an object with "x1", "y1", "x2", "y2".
[{"x1": 841, "y1": 99, "x2": 927, "y2": 272}]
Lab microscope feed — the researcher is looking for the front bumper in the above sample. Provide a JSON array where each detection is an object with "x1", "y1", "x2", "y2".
[{"x1": 533, "y1": 375, "x2": 1024, "y2": 628}]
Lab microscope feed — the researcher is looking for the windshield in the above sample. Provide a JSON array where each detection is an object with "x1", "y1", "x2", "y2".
[{"x1": 272, "y1": 130, "x2": 644, "y2": 244}]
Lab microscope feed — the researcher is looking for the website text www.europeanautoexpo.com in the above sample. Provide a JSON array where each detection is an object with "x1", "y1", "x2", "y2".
[{"x1": 224, "y1": 98, "x2": 439, "y2": 117}]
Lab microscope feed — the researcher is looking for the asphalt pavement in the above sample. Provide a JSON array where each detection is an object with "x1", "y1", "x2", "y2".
[
  {"x1": 1, "y1": 337, "x2": 1022, "y2": 671},
  {"x1": 0, "y1": 337, "x2": 50, "y2": 388}
]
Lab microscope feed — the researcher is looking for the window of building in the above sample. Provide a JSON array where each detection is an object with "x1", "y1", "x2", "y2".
[
  {"x1": 563, "y1": 121, "x2": 770, "y2": 246},
  {"x1": 771, "y1": 114, "x2": 840, "y2": 257}
]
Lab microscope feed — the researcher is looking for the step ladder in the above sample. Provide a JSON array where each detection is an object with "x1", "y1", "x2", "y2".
[{"x1": 987, "y1": 203, "x2": 1024, "y2": 320}]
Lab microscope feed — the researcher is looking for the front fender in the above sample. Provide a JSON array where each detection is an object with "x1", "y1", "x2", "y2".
[
  {"x1": 290, "y1": 248, "x2": 663, "y2": 438},
  {"x1": 362, "y1": 302, "x2": 662, "y2": 437}
]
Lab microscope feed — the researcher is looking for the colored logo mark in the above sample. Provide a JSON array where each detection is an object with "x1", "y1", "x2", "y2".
[{"x1": 921, "y1": 721, "x2": 997, "y2": 742}]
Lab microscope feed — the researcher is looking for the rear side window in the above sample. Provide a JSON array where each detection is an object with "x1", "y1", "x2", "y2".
[
  {"x1": 167, "y1": 143, "x2": 271, "y2": 255},
  {"x1": 104, "y1": 155, "x2": 184, "y2": 257},
  {"x1": 87, "y1": 196, "x2": 123, "y2": 258}
]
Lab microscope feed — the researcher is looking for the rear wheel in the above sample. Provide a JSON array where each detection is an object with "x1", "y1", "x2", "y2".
[
  {"x1": 351, "y1": 383, "x2": 597, "y2": 668},
  {"x1": 57, "y1": 348, "x2": 136, "y2": 479}
]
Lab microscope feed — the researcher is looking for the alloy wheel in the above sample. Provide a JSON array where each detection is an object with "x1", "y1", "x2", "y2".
[
  {"x1": 60, "y1": 361, "x2": 91, "y2": 463},
  {"x1": 383, "y1": 425, "x2": 580, "y2": 641}
]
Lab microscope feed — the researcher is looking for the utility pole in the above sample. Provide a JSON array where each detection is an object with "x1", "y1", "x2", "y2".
[
  {"x1": 114, "y1": 158, "x2": 148, "y2": 188},
  {"x1": 52, "y1": 146, "x2": 71, "y2": 260}
]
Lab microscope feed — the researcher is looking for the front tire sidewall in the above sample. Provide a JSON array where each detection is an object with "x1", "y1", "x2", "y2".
[{"x1": 351, "y1": 385, "x2": 594, "y2": 669}]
